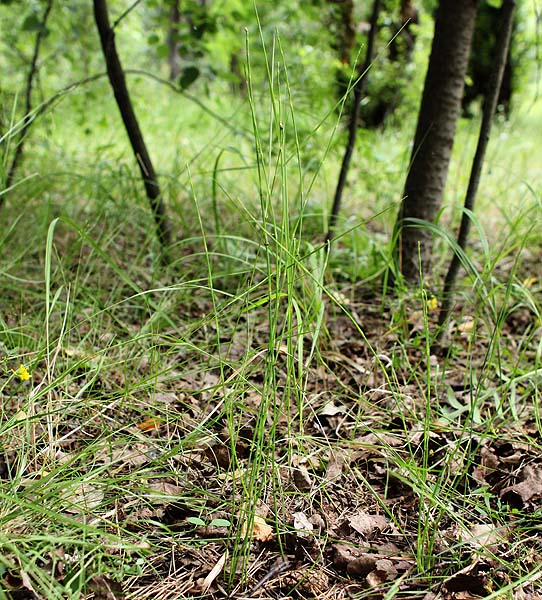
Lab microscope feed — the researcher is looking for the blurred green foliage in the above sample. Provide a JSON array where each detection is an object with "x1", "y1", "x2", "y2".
[{"x1": 0, "y1": 1, "x2": 537, "y2": 162}]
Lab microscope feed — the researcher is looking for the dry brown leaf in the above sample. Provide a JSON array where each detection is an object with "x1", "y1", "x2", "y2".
[
  {"x1": 293, "y1": 465, "x2": 313, "y2": 491},
  {"x1": 217, "y1": 468, "x2": 246, "y2": 481},
  {"x1": 349, "y1": 512, "x2": 388, "y2": 537},
  {"x1": 333, "y1": 544, "x2": 376, "y2": 578},
  {"x1": 444, "y1": 572, "x2": 488, "y2": 595},
  {"x1": 153, "y1": 392, "x2": 177, "y2": 404},
  {"x1": 366, "y1": 559, "x2": 398, "y2": 586},
  {"x1": 136, "y1": 417, "x2": 162, "y2": 432},
  {"x1": 457, "y1": 319, "x2": 475, "y2": 335},
  {"x1": 325, "y1": 451, "x2": 345, "y2": 480},
  {"x1": 347, "y1": 555, "x2": 377, "y2": 578},
  {"x1": 472, "y1": 445, "x2": 499, "y2": 483},
  {"x1": 62, "y1": 483, "x2": 104, "y2": 514},
  {"x1": 19, "y1": 570, "x2": 36, "y2": 594},
  {"x1": 146, "y1": 481, "x2": 185, "y2": 504},
  {"x1": 201, "y1": 552, "x2": 227, "y2": 593},
  {"x1": 501, "y1": 465, "x2": 542, "y2": 506},
  {"x1": 293, "y1": 511, "x2": 314, "y2": 537},
  {"x1": 241, "y1": 515, "x2": 273, "y2": 542},
  {"x1": 463, "y1": 523, "x2": 506, "y2": 550},
  {"x1": 87, "y1": 575, "x2": 124, "y2": 599},
  {"x1": 98, "y1": 443, "x2": 153, "y2": 469},
  {"x1": 352, "y1": 432, "x2": 403, "y2": 458},
  {"x1": 309, "y1": 513, "x2": 326, "y2": 532},
  {"x1": 319, "y1": 401, "x2": 347, "y2": 416}
]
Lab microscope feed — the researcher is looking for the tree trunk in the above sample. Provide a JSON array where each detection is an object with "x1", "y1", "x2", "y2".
[
  {"x1": 326, "y1": 0, "x2": 381, "y2": 242},
  {"x1": 229, "y1": 53, "x2": 247, "y2": 97},
  {"x1": 438, "y1": 0, "x2": 516, "y2": 334},
  {"x1": 389, "y1": 0, "x2": 418, "y2": 62},
  {"x1": 167, "y1": 0, "x2": 181, "y2": 82},
  {"x1": 463, "y1": 2, "x2": 515, "y2": 118},
  {"x1": 393, "y1": 0, "x2": 478, "y2": 283},
  {"x1": 335, "y1": 0, "x2": 356, "y2": 66},
  {"x1": 2, "y1": 0, "x2": 54, "y2": 207},
  {"x1": 93, "y1": 0, "x2": 172, "y2": 256},
  {"x1": 328, "y1": 0, "x2": 356, "y2": 114}
]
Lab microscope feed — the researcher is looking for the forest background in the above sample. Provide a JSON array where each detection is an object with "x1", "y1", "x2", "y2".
[{"x1": 1, "y1": 1, "x2": 542, "y2": 599}]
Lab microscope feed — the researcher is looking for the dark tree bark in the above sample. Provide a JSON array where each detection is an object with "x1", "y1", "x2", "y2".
[
  {"x1": 362, "y1": 0, "x2": 419, "y2": 128},
  {"x1": 330, "y1": 0, "x2": 356, "y2": 66},
  {"x1": 393, "y1": 0, "x2": 478, "y2": 283},
  {"x1": 463, "y1": 1, "x2": 515, "y2": 118},
  {"x1": 229, "y1": 53, "x2": 247, "y2": 97},
  {"x1": 389, "y1": 0, "x2": 418, "y2": 62},
  {"x1": 438, "y1": 0, "x2": 516, "y2": 334},
  {"x1": 2, "y1": 0, "x2": 54, "y2": 207},
  {"x1": 326, "y1": 0, "x2": 381, "y2": 243},
  {"x1": 167, "y1": 0, "x2": 181, "y2": 82},
  {"x1": 93, "y1": 0, "x2": 172, "y2": 255},
  {"x1": 328, "y1": 0, "x2": 358, "y2": 118}
]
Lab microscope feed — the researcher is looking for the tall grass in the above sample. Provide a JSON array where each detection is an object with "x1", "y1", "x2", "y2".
[{"x1": 1, "y1": 24, "x2": 541, "y2": 600}]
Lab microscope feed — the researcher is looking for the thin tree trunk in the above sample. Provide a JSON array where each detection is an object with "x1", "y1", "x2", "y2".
[
  {"x1": 334, "y1": 0, "x2": 356, "y2": 66},
  {"x1": 167, "y1": 0, "x2": 181, "y2": 82},
  {"x1": 2, "y1": 0, "x2": 54, "y2": 207},
  {"x1": 93, "y1": 0, "x2": 172, "y2": 255},
  {"x1": 326, "y1": 0, "x2": 381, "y2": 243},
  {"x1": 393, "y1": 0, "x2": 478, "y2": 283},
  {"x1": 438, "y1": 0, "x2": 516, "y2": 334}
]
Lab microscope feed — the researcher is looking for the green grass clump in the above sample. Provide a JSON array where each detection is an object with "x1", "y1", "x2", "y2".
[{"x1": 1, "y1": 27, "x2": 542, "y2": 600}]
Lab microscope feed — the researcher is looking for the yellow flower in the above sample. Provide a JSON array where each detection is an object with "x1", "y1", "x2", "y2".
[
  {"x1": 523, "y1": 277, "x2": 537, "y2": 288},
  {"x1": 14, "y1": 364, "x2": 31, "y2": 382},
  {"x1": 427, "y1": 296, "x2": 438, "y2": 312}
]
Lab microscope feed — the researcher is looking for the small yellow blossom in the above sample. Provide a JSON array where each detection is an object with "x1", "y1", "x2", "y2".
[
  {"x1": 14, "y1": 364, "x2": 31, "y2": 382},
  {"x1": 427, "y1": 296, "x2": 438, "y2": 312},
  {"x1": 523, "y1": 277, "x2": 537, "y2": 288}
]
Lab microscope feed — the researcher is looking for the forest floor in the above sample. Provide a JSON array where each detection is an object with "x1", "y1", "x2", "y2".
[
  {"x1": 2, "y1": 220, "x2": 542, "y2": 600},
  {"x1": 4, "y1": 3, "x2": 542, "y2": 595},
  {"x1": 2, "y1": 67, "x2": 542, "y2": 600}
]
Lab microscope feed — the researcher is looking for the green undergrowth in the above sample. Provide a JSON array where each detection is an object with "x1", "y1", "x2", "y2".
[{"x1": 1, "y1": 32, "x2": 542, "y2": 600}]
